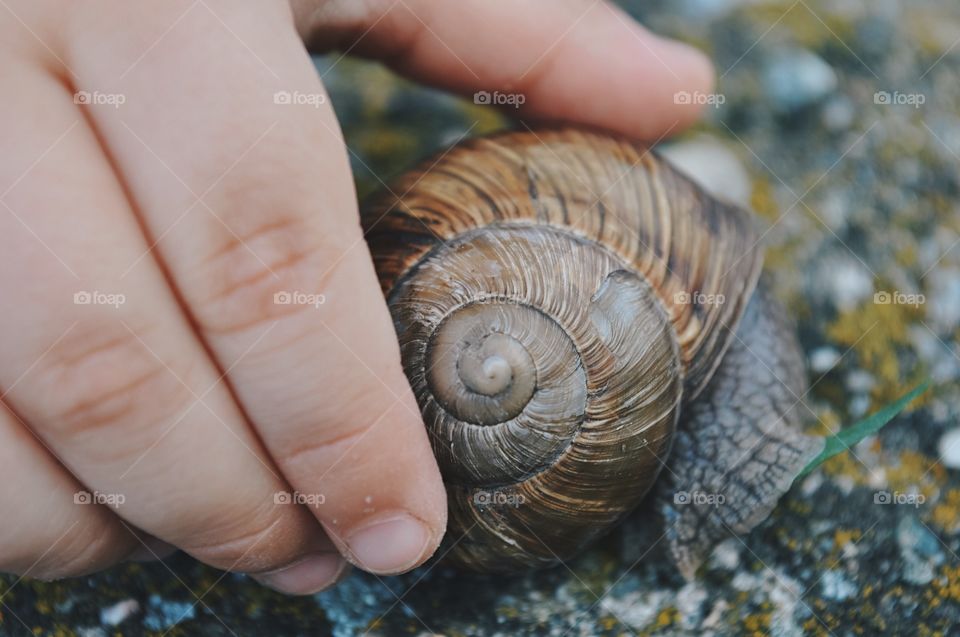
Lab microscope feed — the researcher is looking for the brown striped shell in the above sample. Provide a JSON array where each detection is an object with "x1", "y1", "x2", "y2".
[{"x1": 362, "y1": 129, "x2": 763, "y2": 572}]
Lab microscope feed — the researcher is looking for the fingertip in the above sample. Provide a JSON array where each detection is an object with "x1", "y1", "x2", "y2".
[
  {"x1": 252, "y1": 552, "x2": 350, "y2": 595},
  {"x1": 341, "y1": 511, "x2": 443, "y2": 575},
  {"x1": 657, "y1": 35, "x2": 717, "y2": 123},
  {"x1": 611, "y1": 21, "x2": 717, "y2": 139}
]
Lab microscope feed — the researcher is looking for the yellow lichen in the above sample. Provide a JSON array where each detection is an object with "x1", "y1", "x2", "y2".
[
  {"x1": 737, "y1": 3, "x2": 856, "y2": 50},
  {"x1": 931, "y1": 565, "x2": 960, "y2": 603},
  {"x1": 825, "y1": 298, "x2": 927, "y2": 405},
  {"x1": 821, "y1": 449, "x2": 871, "y2": 485},
  {"x1": 598, "y1": 615, "x2": 618, "y2": 631},
  {"x1": 931, "y1": 489, "x2": 960, "y2": 533},
  {"x1": 743, "y1": 612, "x2": 771, "y2": 635},
  {"x1": 833, "y1": 528, "x2": 862, "y2": 551},
  {"x1": 655, "y1": 607, "x2": 677, "y2": 628},
  {"x1": 750, "y1": 177, "x2": 780, "y2": 221},
  {"x1": 887, "y1": 450, "x2": 943, "y2": 500}
]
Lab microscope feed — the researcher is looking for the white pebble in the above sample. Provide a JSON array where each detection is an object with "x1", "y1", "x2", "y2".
[
  {"x1": 763, "y1": 48, "x2": 838, "y2": 112},
  {"x1": 926, "y1": 268, "x2": 960, "y2": 333},
  {"x1": 809, "y1": 346, "x2": 841, "y2": 373},
  {"x1": 100, "y1": 599, "x2": 139, "y2": 627},
  {"x1": 659, "y1": 136, "x2": 753, "y2": 209},
  {"x1": 846, "y1": 370, "x2": 876, "y2": 393},
  {"x1": 938, "y1": 428, "x2": 960, "y2": 469},
  {"x1": 820, "y1": 570, "x2": 857, "y2": 601},
  {"x1": 709, "y1": 539, "x2": 741, "y2": 571},
  {"x1": 826, "y1": 258, "x2": 874, "y2": 311}
]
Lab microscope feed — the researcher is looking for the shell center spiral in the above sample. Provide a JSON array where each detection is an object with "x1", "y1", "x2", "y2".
[{"x1": 426, "y1": 304, "x2": 538, "y2": 426}]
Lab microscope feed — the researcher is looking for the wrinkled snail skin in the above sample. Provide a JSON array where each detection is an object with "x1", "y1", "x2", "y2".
[
  {"x1": 361, "y1": 128, "x2": 821, "y2": 575},
  {"x1": 656, "y1": 281, "x2": 824, "y2": 578}
]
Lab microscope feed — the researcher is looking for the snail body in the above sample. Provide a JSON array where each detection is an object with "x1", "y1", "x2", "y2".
[{"x1": 362, "y1": 129, "x2": 823, "y2": 576}]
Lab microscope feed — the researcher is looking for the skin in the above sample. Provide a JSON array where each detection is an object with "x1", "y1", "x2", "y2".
[{"x1": 0, "y1": 0, "x2": 713, "y2": 595}]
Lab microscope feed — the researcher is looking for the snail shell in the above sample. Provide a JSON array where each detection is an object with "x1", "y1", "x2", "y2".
[{"x1": 361, "y1": 128, "x2": 787, "y2": 573}]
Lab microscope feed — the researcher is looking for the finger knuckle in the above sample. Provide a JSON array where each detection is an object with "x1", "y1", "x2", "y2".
[
  {"x1": 187, "y1": 208, "x2": 345, "y2": 336},
  {"x1": 33, "y1": 323, "x2": 192, "y2": 442}
]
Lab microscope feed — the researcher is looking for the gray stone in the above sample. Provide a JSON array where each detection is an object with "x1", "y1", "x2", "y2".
[
  {"x1": 99, "y1": 599, "x2": 139, "y2": 627},
  {"x1": 897, "y1": 516, "x2": 946, "y2": 585},
  {"x1": 762, "y1": 48, "x2": 838, "y2": 113},
  {"x1": 809, "y1": 346, "x2": 841, "y2": 373},
  {"x1": 659, "y1": 135, "x2": 753, "y2": 208},
  {"x1": 938, "y1": 428, "x2": 960, "y2": 470},
  {"x1": 820, "y1": 569, "x2": 857, "y2": 601},
  {"x1": 926, "y1": 267, "x2": 960, "y2": 333}
]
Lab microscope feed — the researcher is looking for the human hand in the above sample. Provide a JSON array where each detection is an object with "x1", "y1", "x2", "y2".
[{"x1": 0, "y1": 0, "x2": 713, "y2": 594}]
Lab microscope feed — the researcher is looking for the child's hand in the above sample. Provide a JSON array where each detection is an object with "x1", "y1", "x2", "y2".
[{"x1": 0, "y1": 0, "x2": 712, "y2": 594}]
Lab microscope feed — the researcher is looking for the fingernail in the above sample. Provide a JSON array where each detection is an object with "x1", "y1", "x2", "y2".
[
  {"x1": 253, "y1": 552, "x2": 346, "y2": 595},
  {"x1": 344, "y1": 513, "x2": 432, "y2": 574}
]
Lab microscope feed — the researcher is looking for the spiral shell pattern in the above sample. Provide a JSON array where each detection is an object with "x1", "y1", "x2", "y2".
[{"x1": 363, "y1": 129, "x2": 764, "y2": 571}]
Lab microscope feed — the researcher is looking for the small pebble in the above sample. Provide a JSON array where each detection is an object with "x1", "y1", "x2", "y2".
[
  {"x1": 800, "y1": 471, "x2": 824, "y2": 497},
  {"x1": 926, "y1": 267, "x2": 960, "y2": 333},
  {"x1": 820, "y1": 570, "x2": 857, "y2": 601},
  {"x1": 99, "y1": 599, "x2": 139, "y2": 627},
  {"x1": 675, "y1": 582, "x2": 708, "y2": 629},
  {"x1": 821, "y1": 96, "x2": 856, "y2": 132},
  {"x1": 701, "y1": 600, "x2": 728, "y2": 630},
  {"x1": 846, "y1": 369, "x2": 876, "y2": 393},
  {"x1": 709, "y1": 539, "x2": 741, "y2": 571},
  {"x1": 850, "y1": 395, "x2": 871, "y2": 418},
  {"x1": 762, "y1": 48, "x2": 838, "y2": 113},
  {"x1": 897, "y1": 516, "x2": 945, "y2": 585},
  {"x1": 825, "y1": 258, "x2": 873, "y2": 311},
  {"x1": 659, "y1": 136, "x2": 753, "y2": 208},
  {"x1": 938, "y1": 428, "x2": 960, "y2": 469},
  {"x1": 809, "y1": 346, "x2": 841, "y2": 373},
  {"x1": 143, "y1": 596, "x2": 195, "y2": 632},
  {"x1": 819, "y1": 188, "x2": 852, "y2": 231}
]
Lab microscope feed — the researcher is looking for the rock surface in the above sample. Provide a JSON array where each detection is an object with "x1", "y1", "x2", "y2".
[{"x1": 3, "y1": 0, "x2": 960, "y2": 635}]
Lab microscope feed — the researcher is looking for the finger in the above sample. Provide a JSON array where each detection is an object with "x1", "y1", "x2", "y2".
[
  {"x1": 0, "y1": 401, "x2": 137, "y2": 579},
  {"x1": 293, "y1": 0, "x2": 715, "y2": 140},
  {"x1": 0, "y1": 56, "x2": 344, "y2": 593},
  {"x1": 66, "y1": 1, "x2": 446, "y2": 574}
]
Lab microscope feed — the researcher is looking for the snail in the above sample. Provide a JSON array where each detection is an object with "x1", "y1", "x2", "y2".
[{"x1": 361, "y1": 128, "x2": 825, "y2": 578}]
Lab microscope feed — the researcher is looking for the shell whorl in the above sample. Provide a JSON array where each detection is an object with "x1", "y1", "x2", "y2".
[{"x1": 362, "y1": 129, "x2": 764, "y2": 571}]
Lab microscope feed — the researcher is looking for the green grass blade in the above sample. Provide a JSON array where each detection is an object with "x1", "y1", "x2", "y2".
[{"x1": 798, "y1": 381, "x2": 930, "y2": 478}]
